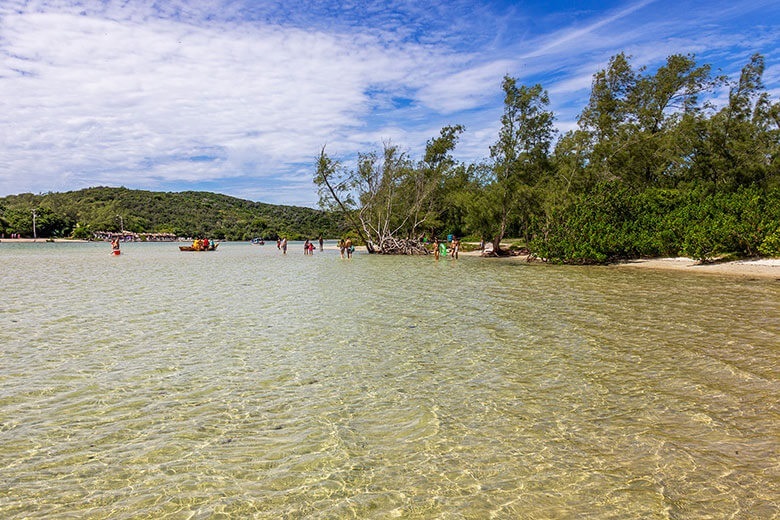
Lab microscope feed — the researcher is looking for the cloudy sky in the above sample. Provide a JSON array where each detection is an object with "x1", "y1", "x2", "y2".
[{"x1": 1, "y1": 0, "x2": 778, "y2": 206}]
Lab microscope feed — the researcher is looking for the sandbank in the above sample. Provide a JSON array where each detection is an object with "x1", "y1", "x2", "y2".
[
  {"x1": 613, "y1": 257, "x2": 780, "y2": 279},
  {"x1": 0, "y1": 238, "x2": 88, "y2": 243},
  {"x1": 462, "y1": 248, "x2": 780, "y2": 279},
  {"x1": 353, "y1": 245, "x2": 780, "y2": 280}
]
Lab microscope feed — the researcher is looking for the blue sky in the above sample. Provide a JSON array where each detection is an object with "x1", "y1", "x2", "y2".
[{"x1": 1, "y1": 0, "x2": 778, "y2": 207}]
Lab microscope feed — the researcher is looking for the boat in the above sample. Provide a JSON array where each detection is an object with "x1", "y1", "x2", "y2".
[
  {"x1": 251, "y1": 238, "x2": 265, "y2": 245},
  {"x1": 179, "y1": 243, "x2": 219, "y2": 252}
]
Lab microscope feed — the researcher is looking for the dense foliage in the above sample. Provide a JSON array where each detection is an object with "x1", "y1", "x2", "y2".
[
  {"x1": 316, "y1": 53, "x2": 780, "y2": 262},
  {"x1": 530, "y1": 184, "x2": 780, "y2": 263},
  {"x1": 0, "y1": 187, "x2": 340, "y2": 241}
]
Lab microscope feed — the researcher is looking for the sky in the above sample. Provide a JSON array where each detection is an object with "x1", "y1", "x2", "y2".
[{"x1": 1, "y1": 0, "x2": 779, "y2": 207}]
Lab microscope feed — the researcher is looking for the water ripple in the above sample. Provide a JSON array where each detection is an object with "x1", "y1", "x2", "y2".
[{"x1": 1, "y1": 242, "x2": 778, "y2": 518}]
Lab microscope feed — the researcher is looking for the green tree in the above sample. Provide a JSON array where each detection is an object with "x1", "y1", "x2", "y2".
[
  {"x1": 314, "y1": 147, "x2": 375, "y2": 251},
  {"x1": 2, "y1": 207, "x2": 34, "y2": 236},
  {"x1": 579, "y1": 53, "x2": 717, "y2": 187},
  {"x1": 578, "y1": 53, "x2": 637, "y2": 183},
  {"x1": 486, "y1": 76, "x2": 555, "y2": 251},
  {"x1": 696, "y1": 54, "x2": 778, "y2": 189},
  {"x1": 314, "y1": 126, "x2": 465, "y2": 254},
  {"x1": 418, "y1": 125, "x2": 465, "y2": 237}
]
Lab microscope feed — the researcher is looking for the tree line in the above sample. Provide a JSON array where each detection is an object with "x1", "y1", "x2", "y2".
[
  {"x1": 0, "y1": 186, "x2": 341, "y2": 241},
  {"x1": 315, "y1": 53, "x2": 780, "y2": 262}
]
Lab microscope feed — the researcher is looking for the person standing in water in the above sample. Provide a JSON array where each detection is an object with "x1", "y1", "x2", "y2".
[
  {"x1": 344, "y1": 238, "x2": 353, "y2": 259},
  {"x1": 451, "y1": 236, "x2": 460, "y2": 259},
  {"x1": 281, "y1": 237, "x2": 288, "y2": 254}
]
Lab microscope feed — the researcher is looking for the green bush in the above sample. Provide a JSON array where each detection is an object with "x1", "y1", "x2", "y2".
[
  {"x1": 530, "y1": 183, "x2": 780, "y2": 264},
  {"x1": 759, "y1": 228, "x2": 780, "y2": 256}
]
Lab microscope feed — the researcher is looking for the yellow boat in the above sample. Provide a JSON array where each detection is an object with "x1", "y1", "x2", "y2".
[{"x1": 179, "y1": 243, "x2": 219, "y2": 251}]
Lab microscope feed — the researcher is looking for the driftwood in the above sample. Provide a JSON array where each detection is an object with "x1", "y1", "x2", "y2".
[
  {"x1": 375, "y1": 237, "x2": 430, "y2": 255},
  {"x1": 480, "y1": 246, "x2": 531, "y2": 258}
]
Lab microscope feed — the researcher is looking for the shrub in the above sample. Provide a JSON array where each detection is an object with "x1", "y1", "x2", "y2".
[{"x1": 759, "y1": 228, "x2": 780, "y2": 256}]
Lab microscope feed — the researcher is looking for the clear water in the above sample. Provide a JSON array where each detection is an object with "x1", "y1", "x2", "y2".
[{"x1": 1, "y1": 241, "x2": 778, "y2": 519}]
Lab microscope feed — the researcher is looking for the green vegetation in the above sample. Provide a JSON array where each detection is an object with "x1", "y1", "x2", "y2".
[
  {"x1": 314, "y1": 126, "x2": 466, "y2": 254},
  {"x1": 316, "y1": 53, "x2": 780, "y2": 262},
  {"x1": 0, "y1": 187, "x2": 340, "y2": 241}
]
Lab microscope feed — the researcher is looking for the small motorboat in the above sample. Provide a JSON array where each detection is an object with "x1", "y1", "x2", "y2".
[{"x1": 251, "y1": 238, "x2": 265, "y2": 245}]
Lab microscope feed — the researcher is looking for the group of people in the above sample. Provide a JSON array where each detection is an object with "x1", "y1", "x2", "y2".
[
  {"x1": 338, "y1": 238, "x2": 354, "y2": 259},
  {"x1": 191, "y1": 238, "x2": 214, "y2": 250},
  {"x1": 103, "y1": 235, "x2": 464, "y2": 259},
  {"x1": 273, "y1": 235, "x2": 455, "y2": 259},
  {"x1": 275, "y1": 236, "x2": 331, "y2": 256},
  {"x1": 105, "y1": 234, "x2": 461, "y2": 258},
  {"x1": 433, "y1": 236, "x2": 460, "y2": 260},
  {"x1": 274, "y1": 236, "x2": 354, "y2": 258}
]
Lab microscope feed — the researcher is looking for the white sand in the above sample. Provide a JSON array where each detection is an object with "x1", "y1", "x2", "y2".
[
  {"x1": 614, "y1": 257, "x2": 780, "y2": 279},
  {"x1": 460, "y1": 245, "x2": 780, "y2": 279}
]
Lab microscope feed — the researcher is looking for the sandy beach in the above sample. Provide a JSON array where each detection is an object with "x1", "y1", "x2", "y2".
[
  {"x1": 460, "y1": 248, "x2": 780, "y2": 279},
  {"x1": 612, "y1": 257, "x2": 780, "y2": 279}
]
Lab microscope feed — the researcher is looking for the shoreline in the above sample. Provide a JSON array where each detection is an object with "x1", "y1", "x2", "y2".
[
  {"x1": 611, "y1": 257, "x2": 780, "y2": 279},
  {"x1": 461, "y1": 249, "x2": 780, "y2": 279},
  {"x1": 0, "y1": 238, "x2": 89, "y2": 243},
  {"x1": 5, "y1": 238, "x2": 779, "y2": 279}
]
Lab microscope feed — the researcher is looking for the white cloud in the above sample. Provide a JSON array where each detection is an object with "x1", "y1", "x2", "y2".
[
  {"x1": 0, "y1": 0, "x2": 778, "y2": 205},
  {"x1": 416, "y1": 59, "x2": 516, "y2": 113},
  {"x1": 0, "y1": 6, "x2": 466, "y2": 203},
  {"x1": 522, "y1": 0, "x2": 660, "y2": 59}
]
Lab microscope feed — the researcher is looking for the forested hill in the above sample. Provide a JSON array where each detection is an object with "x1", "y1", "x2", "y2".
[{"x1": 0, "y1": 186, "x2": 340, "y2": 240}]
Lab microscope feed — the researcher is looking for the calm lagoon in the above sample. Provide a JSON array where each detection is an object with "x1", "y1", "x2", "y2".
[{"x1": 1, "y1": 241, "x2": 778, "y2": 518}]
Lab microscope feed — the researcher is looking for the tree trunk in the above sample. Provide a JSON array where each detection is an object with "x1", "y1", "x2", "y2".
[{"x1": 491, "y1": 214, "x2": 507, "y2": 255}]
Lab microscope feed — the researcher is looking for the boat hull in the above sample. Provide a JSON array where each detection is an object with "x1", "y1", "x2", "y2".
[{"x1": 179, "y1": 243, "x2": 219, "y2": 251}]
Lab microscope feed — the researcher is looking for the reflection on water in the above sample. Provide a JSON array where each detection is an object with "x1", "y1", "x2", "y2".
[{"x1": 1, "y1": 241, "x2": 778, "y2": 518}]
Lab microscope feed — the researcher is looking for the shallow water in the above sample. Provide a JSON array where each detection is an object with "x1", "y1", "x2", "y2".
[{"x1": 1, "y1": 241, "x2": 778, "y2": 519}]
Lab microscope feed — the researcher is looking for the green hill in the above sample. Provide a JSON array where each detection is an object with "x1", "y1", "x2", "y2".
[{"x1": 0, "y1": 187, "x2": 341, "y2": 241}]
